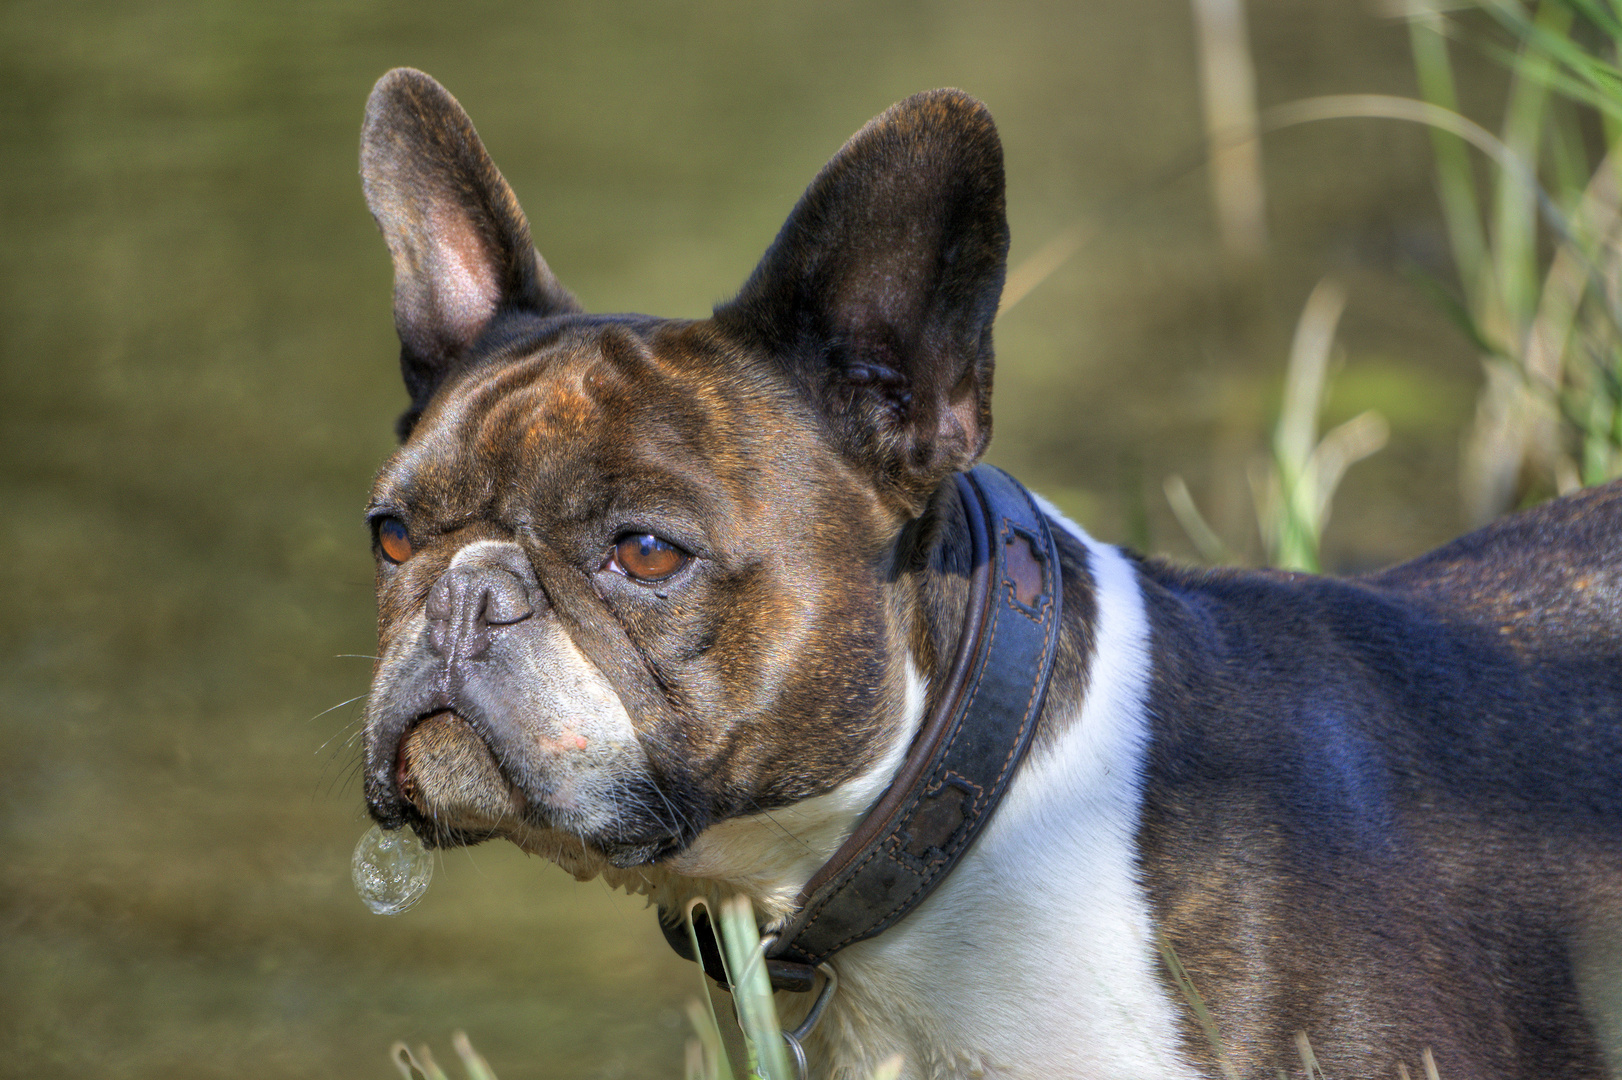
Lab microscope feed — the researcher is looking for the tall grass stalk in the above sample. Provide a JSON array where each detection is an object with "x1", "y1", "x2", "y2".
[
  {"x1": 1171, "y1": 0, "x2": 1622, "y2": 566},
  {"x1": 1471, "y1": 0, "x2": 1622, "y2": 492},
  {"x1": 1013, "y1": 1, "x2": 1622, "y2": 557},
  {"x1": 1391, "y1": 0, "x2": 1622, "y2": 516},
  {"x1": 1293, "y1": 1031, "x2": 1328, "y2": 1080},
  {"x1": 716, "y1": 896, "x2": 795, "y2": 1080},
  {"x1": 1410, "y1": 1, "x2": 1570, "y2": 522},
  {"x1": 680, "y1": 896, "x2": 902, "y2": 1080},
  {"x1": 1158, "y1": 935, "x2": 1241, "y2": 1080},
  {"x1": 686, "y1": 994, "x2": 735, "y2": 1080},
  {"x1": 682, "y1": 899, "x2": 744, "y2": 1080},
  {"x1": 1167, "y1": 278, "x2": 1388, "y2": 570},
  {"x1": 1191, "y1": 0, "x2": 1269, "y2": 265},
  {"x1": 1251, "y1": 3, "x2": 1622, "y2": 520}
]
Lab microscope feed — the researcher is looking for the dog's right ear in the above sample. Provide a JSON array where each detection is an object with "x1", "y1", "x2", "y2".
[
  {"x1": 714, "y1": 90, "x2": 1008, "y2": 516},
  {"x1": 361, "y1": 68, "x2": 580, "y2": 438}
]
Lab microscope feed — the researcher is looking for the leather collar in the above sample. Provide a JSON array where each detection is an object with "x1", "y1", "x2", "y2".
[{"x1": 661, "y1": 464, "x2": 1064, "y2": 992}]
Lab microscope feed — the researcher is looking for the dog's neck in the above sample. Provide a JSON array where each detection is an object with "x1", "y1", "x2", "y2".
[{"x1": 792, "y1": 506, "x2": 1196, "y2": 1080}]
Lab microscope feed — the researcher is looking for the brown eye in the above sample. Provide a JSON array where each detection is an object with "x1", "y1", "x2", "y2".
[
  {"x1": 607, "y1": 533, "x2": 688, "y2": 582},
  {"x1": 377, "y1": 517, "x2": 413, "y2": 564}
]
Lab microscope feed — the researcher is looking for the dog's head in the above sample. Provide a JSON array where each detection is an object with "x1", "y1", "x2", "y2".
[{"x1": 357, "y1": 70, "x2": 1008, "y2": 891}]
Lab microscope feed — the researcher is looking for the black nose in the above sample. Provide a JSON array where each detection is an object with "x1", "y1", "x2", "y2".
[{"x1": 425, "y1": 557, "x2": 535, "y2": 661}]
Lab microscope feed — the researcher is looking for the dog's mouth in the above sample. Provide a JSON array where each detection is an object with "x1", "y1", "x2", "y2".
[
  {"x1": 387, "y1": 710, "x2": 688, "y2": 869},
  {"x1": 393, "y1": 710, "x2": 524, "y2": 847}
]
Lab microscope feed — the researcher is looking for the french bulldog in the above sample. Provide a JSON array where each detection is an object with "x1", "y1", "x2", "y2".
[{"x1": 357, "y1": 68, "x2": 1622, "y2": 1079}]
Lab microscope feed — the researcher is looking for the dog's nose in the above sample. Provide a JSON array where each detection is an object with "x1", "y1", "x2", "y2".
[{"x1": 425, "y1": 548, "x2": 536, "y2": 661}]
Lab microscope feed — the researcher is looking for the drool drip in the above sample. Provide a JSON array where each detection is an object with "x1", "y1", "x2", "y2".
[{"x1": 352, "y1": 823, "x2": 434, "y2": 915}]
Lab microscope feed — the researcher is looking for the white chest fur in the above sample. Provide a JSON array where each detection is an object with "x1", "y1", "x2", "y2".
[{"x1": 798, "y1": 511, "x2": 1198, "y2": 1080}]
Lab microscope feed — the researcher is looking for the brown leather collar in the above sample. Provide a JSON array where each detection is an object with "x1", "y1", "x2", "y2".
[{"x1": 662, "y1": 464, "x2": 1064, "y2": 992}]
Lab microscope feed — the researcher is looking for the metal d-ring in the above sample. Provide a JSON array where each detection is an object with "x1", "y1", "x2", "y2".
[{"x1": 780, "y1": 963, "x2": 837, "y2": 1080}]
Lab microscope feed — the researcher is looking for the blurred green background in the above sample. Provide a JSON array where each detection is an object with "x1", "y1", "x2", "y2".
[{"x1": 0, "y1": 1, "x2": 1517, "y2": 1077}]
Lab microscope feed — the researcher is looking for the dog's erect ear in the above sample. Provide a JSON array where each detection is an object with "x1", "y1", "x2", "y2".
[
  {"x1": 361, "y1": 68, "x2": 580, "y2": 434},
  {"x1": 715, "y1": 89, "x2": 1008, "y2": 511}
]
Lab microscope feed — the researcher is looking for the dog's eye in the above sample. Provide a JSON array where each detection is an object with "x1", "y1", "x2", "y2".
[
  {"x1": 377, "y1": 517, "x2": 413, "y2": 564},
  {"x1": 604, "y1": 533, "x2": 688, "y2": 582}
]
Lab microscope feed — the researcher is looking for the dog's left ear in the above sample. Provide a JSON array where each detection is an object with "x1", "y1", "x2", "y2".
[
  {"x1": 715, "y1": 89, "x2": 1008, "y2": 512},
  {"x1": 361, "y1": 68, "x2": 580, "y2": 438}
]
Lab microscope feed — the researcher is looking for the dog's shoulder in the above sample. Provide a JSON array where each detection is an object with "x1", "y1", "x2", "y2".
[{"x1": 1124, "y1": 481, "x2": 1622, "y2": 827}]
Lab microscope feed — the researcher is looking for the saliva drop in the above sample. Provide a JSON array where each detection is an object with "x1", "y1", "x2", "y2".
[{"x1": 352, "y1": 823, "x2": 434, "y2": 915}]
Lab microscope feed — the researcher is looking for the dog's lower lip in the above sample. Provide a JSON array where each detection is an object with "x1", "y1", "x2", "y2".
[
  {"x1": 394, "y1": 709, "x2": 528, "y2": 832},
  {"x1": 393, "y1": 708, "x2": 456, "y2": 806},
  {"x1": 395, "y1": 709, "x2": 443, "y2": 783}
]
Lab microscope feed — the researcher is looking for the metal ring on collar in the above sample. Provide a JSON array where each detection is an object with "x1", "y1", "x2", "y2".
[{"x1": 779, "y1": 962, "x2": 837, "y2": 1080}]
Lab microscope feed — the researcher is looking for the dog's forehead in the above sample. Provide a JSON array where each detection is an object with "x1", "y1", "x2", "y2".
[
  {"x1": 447, "y1": 321, "x2": 689, "y2": 423},
  {"x1": 372, "y1": 319, "x2": 795, "y2": 521}
]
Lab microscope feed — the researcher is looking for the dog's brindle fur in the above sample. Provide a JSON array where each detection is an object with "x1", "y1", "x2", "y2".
[{"x1": 357, "y1": 69, "x2": 1622, "y2": 1078}]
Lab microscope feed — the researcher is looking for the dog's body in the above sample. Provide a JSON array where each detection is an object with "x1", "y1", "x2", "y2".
[{"x1": 356, "y1": 70, "x2": 1622, "y2": 1078}]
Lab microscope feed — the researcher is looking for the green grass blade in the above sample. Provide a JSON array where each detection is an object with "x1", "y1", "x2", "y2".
[
  {"x1": 1163, "y1": 474, "x2": 1233, "y2": 564},
  {"x1": 683, "y1": 900, "x2": 739, "y2": 1080},
  {"x1": 1546, "y1": 98, "x2": 1593, "y2": 203},
  {"x1": 686, "y1": 998, "x2": 731, "y2": 1080},
  {"x1": 1562, "y1": 0, "x2": 1622, "y2": 38},
  {"x1": 1410, "y1": 10, "x2": 1489, "y2": 304},
  {"x1": 1294, "y1": 1031, "x2": 1326, "y2": 1080},
  {"x1": 1158, "y1": 935, "x2": 1240, "y2": 1080},
  {"x1": 1493, "y1": 3, "x2": 1570, "y2": 336},
  {"x1": 718, "y1": 896, "x2": 795, "y2": 1080},
  {"x1": 450, "y1": 1032, "x2": 498, "y2": 1080},
  {"x1": 1402, "y1": 263, "x2": 1512, "y2": 358},
  {"x1": 391, "y1": 1044, "x2": 451, "y2": 1080}
]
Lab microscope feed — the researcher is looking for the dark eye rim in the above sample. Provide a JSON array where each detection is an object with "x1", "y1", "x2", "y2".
[{"x1": 602, "y1": 531, "x2": 691, "y2": 584}]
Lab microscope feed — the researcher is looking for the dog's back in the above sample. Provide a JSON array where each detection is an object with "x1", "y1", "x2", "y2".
[{"x1": 1133, "y1": 480, "x2": 1622, "y2": 1075}]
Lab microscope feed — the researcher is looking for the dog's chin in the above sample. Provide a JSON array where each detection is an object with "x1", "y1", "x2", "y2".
[{"x1": 391, "y1": 710, "x2": 685, "y2": 872}]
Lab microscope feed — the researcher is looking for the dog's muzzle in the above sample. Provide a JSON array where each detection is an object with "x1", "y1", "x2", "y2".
[
  {"x1": 364, "y1": 541, "x2": 546, "y2": 840},
  {"x1": 362, "y1": 540, "x2": 678, "y2": 865}
]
